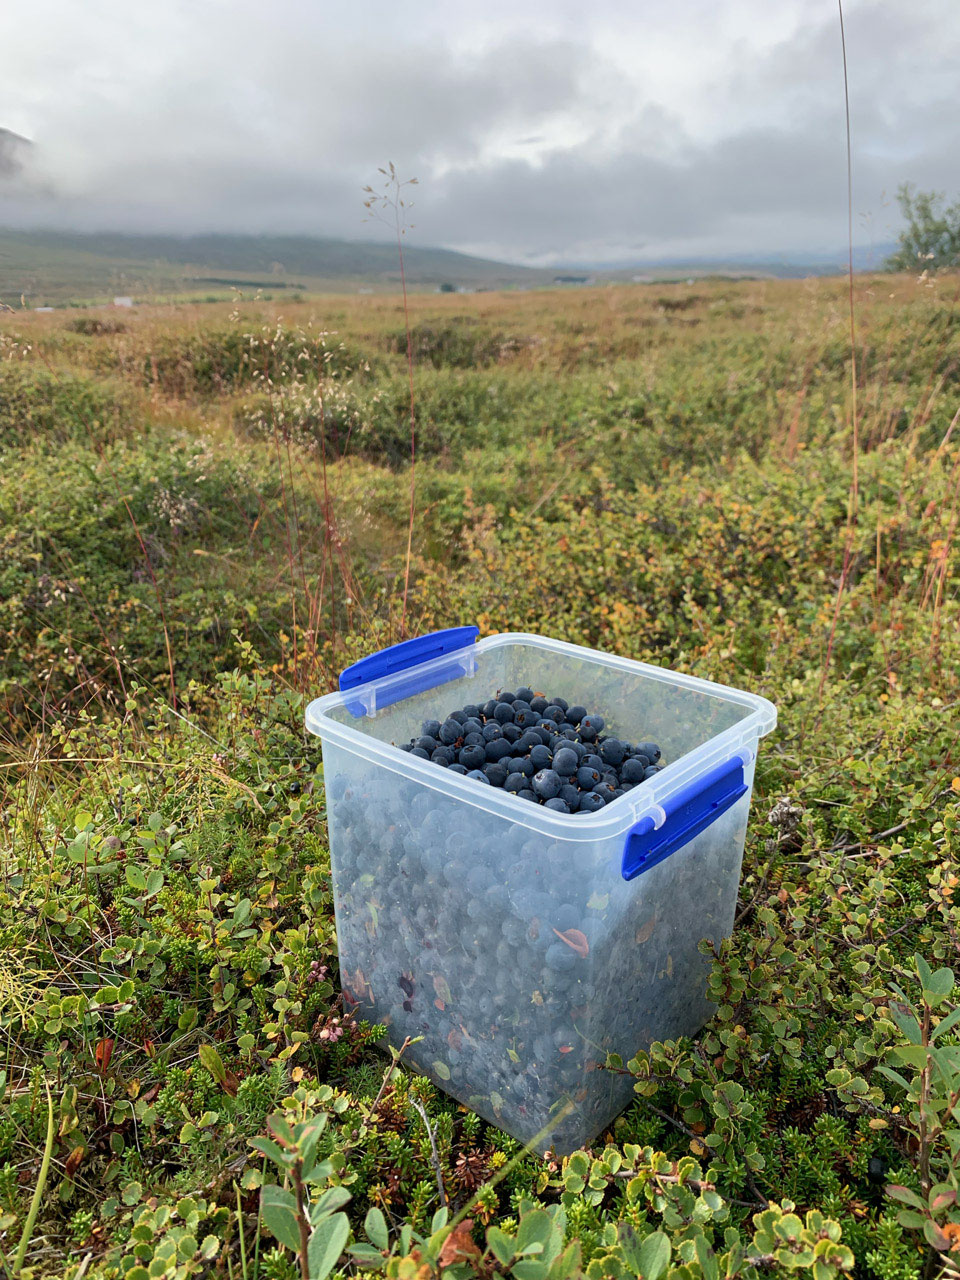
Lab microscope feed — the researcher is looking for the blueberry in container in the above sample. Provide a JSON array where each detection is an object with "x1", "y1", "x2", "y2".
[{"x1": 305, "y1": 628, "x2": 776, "y2": 1155}]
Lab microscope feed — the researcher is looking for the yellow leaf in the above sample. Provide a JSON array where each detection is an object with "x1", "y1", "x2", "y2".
[
  {"x1": 689, "y1": 1138, "x2": 707, "y2": 1156},
  {"x1": 952, "y1": 777, "x2": 960, "y2": 795}
]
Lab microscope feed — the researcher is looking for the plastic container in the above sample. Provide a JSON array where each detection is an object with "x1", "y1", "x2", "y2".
[{"x1": 306, "y1": 629, "x2": 776, "y2": 1154}]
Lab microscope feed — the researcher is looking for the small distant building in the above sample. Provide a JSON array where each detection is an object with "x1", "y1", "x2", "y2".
[
  {"x1": 113, "y1": 296, "x2": 134, "y2": 308},
  {"x1": 34, "y1": 306, "x2": 54, "y2": 312},
  {"x1": 553, "y1": 274, "x2": 592, "y2": 285}
]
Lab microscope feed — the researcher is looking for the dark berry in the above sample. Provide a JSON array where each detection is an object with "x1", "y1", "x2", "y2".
[
  {"x1": 494, "y1": 703, "x2": 516, "y2": 725},
  {"x1": 439, "y1": 719, "x2": 462, "y2": 745},
  {"x1": 544, "y1": 797, "x2": 570, "y2": 813},
  {"x1": 637, "y1": 741, "x2": 661, "y2": 763},
  {"x1": 529, "y1": 744, "x2": 552, "y2": 770},
  {"x1": 620, "y1": 757, "x2": 646, "y2": 784},
  {"x1": 497, "y1": 691, "x2": 516, "y2": 703},
  {"x1": 466, "y1": 769, "x2": 491, "y2": 785},
  {"x1": 553, "y1": 748, "x2": 578, "y2": 777},
  {"x1": 578, "y1": 791, "x2": 605, "y2": 812},
  {"x1": 600, "y1": 738, "x2": 625, "y2": 766},
  {"x1": 532, "y1": 769, "x2": 562, "y2": 800},
  {"x1": 515, "y1": 686, "x2": 535, "y2": 702},
  {"x1": 422, "y1": 719, "x2": 442, "y2": 739},
  {"x1": 577, "y1": 765, "x2": 601, "y2": 789}
]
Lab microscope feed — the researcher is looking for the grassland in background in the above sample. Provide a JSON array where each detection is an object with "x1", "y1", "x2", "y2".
[{"x1": 0, "y1": 274, "x2": 958, "y2": 1279}]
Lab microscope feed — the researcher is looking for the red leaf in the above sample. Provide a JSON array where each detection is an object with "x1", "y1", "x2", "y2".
[
  {"x1": 64, "y1": 1146, "x2": 85, "y2": 1179},
  {"x1": 552, "y1": 927, "x2": 589, "y2": 958},
  {"x1": 95, "y1": 1038, "x2": 115, "y2": 1071}
]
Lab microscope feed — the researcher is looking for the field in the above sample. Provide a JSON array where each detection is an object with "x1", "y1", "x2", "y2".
[{"x1": 1, "y1": 273, "x2": 959, "y2": 1280}]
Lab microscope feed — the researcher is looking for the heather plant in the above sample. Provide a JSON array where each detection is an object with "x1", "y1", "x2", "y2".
[{"x1": 0, "y1": 274, "x2": 958, "y2": 1278}]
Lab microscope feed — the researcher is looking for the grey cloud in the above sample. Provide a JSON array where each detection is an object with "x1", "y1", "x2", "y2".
[{"x1": 0, "y1": 0, "x2": 957, "y2": 262}]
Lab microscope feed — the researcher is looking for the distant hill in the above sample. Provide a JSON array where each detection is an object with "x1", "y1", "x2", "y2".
[
  {"x1": 0, "y1": 227, "x2": 898, "y2": 308},
  {"x1": 0, "y1": 228, "x2": 554, "y2": 305}
]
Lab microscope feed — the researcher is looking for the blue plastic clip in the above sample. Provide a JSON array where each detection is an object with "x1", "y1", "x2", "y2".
[
  {"x1": 338, "y1": 627, "x2": 479, "y2": 717},
  {"x1": 621, "y1": 754, "x2": 749, "y2": 881}
]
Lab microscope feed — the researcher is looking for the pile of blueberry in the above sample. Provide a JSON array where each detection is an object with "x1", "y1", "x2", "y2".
[
  {"x1": 397, "y1": 686, "x2": 664, "y2": 814},
  {"x1": 322, "y1": 684, "x2": 743, "y2": 1153}
]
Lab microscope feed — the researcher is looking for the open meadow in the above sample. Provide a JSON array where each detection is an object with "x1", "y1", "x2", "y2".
[{"x1": 1, "y1": 274, "x2": 959, "y2": 1279}]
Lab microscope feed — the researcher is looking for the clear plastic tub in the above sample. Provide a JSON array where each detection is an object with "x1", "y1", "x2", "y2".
[{"x1": 306, "y1": 630, "x2": 776, "y2": 1154}]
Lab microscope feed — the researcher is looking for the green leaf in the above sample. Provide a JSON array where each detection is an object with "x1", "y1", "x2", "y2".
[
  {"x1": 887, "y1": 1185, "x2": 925, "y2": 1209},
  {"x1": 125, "y1": 864, "x2": 146, "y2": 892},
  {"x1": 487, "y1": 1226, "x2": 516, "y2": 1267},
  {"x1": 307, "y1": 1210, "x2": 349, "y2": 1280},
  {"x1": 516, "y1": 1208, "x2": 553, "y2": 1257},
  {"x1": 365, "y1": 1207, "x2": 389, "y2": 1252},
  {"x1": 122, "y1": 1180, "x2": 142, "y2": 1206},
  {"x1": 260, "y1": 1184, "x2": 301, "y2": 1254},
  {"x1": 198, "y1": 1043, "x2": 227, "y2": 1087},
  {"x1": 310, "y1": 1187, "x2": 352, "y2": 1221},
  {"x1": 694, "y1": 1233, "x2": 719, "y2": 1280},
  {"x1": 636, "y1": 1231, "x2": 671, "y2": 1280},
  {"x1": 890, "y1": 1004, "x2": 922, "y2": 1044},
  {"x1": 347, "y1": 1243, "x2": 386, "y2": 1265},
  {"x1": 510, "y1": 1260, "x2": 548, "y2": 1280},
  {"x1": 925, "y1": 968, "x2": 955, "y2": 1002},
  {"x1": 932, "y1": 1005, "x2": 960, "y2": 1042},
  {"x1": 249, "y1": 1137, "x2": 288, "y2": 1167},
  {"x1": 144, "y1": 869, "x2": 164, "y2": 898},
  {"x1": 148, "y1": 811, "x2": 164, "y2": 832}
]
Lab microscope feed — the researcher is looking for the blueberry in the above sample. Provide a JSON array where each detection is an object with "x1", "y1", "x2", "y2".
[
  {"x1": 532, "y1": 769, "x2": 562, "y2": 800},
  {"x1": 544, "y1": 798, "x2": 570, "y2": 813},
  {"x1": 484, "y1": 762, "x2": 509, "y2": 787},
  {"x1": 577, "y1": 765, "x2": 601, "y2": 789},
  {"x1": 417, "y1": 735, "x2": 439, "y2": 752},
  {"x1": 578, "y1": 723, "x2": 598, "y2": 743},
  {"x1": 466, "y1": 769, "x2": 491, "y2": 785},
  {"x1": 530, "y1": 696, "x2": 548, "y2": 713},
  {"x1": 514, "y1": 706, "x2": 540, "y2": 727},
  {"x1": 515, "y1": 686, "x2": 535, "y2": 702},
  {"x1": 600, "y1": 738, "x2": 625, "y2": 766},
  {"x1": 439, "y1": 719, "x2": 462, "y2": 745},
  {"x1": 431, "y1": 747, "x2": 455, "y2": 765},
  {"x1": 422, "y1": 719, "x2": 442, "y2": 739},
  {"x1": 505, "y1": 772, "x2": 526, "y2": 793},
  {"x1": 566, "y1": 704, "x2": 587, "y2": 725},
  {"x1": 494, "y1": 703, "x2": 516, "y2": 725},
  {"x1": 461, "y1": 732, "x2": 484, "y2": 748},
  {"x1": 450, "y1": 709, "x2": 469, "y2": 724},
  {"x1": 462, "y1": 717, "x2": 484, "y2": 735},
  {"x1": 643, "y1": 765, "x2": 660, "y2": 780},
  {"x1": 559, "y1": 784, "x2": 581, "y2": 810},
  {"x1": 482, "y1": 699, "x2": 498, "y2": 718},
  {"x1": 502, "y1": 722, "x2": 522, "y2": 743},
  {"x1": 517, "y1": 789, "x2": 538, "y2": 803},
  {"x1": 545, "y1": 943, "x2": 576, "y2": 972},
  {"x1": 582, "y1": 713, "x2": 605, "y2": 734},
  {"x1": 637, "y1": 741, "x2": 661, "y2": 764},
  {"x1": 620, "y1": 757, "x2": 646, "y2": 784},
  {"x1": 543, "y1": 705, "x2": 565, "y2": 722},
  {"x1": 462, "y1": 704, "x2": 481, "y2": 719},
  {"x1": 448, "y1": 763, "x2": 467, "y2": 775},
  {"x1": 593, "y1": 782, "x2": 617, "y2": 802},
  {"x1": 529, "y1": 744, "x2": 552, "y2": 770},
  {"x1": 511, "y1": 756, "x2": 535, "y2": 777},
  {"x1": 411, "y1": 747, "x2": 430, "y2": 759},
  {"x1": 551, "y1": 697, "x2": 569, "y2": 712},
  {"x1": 459, "y1": 744, "x2": 486, "y2": 770},
  {"x1": 553, "y1": 748, "x2": 578, "y2": 777},
  {"x1": 498, "y1": 691, "x2": 516, "y2": 704},
  {"x1": 482, "y1": 722, "x2": 502, "y2": 742},
  {"x1": 399, "y1": 742, "x2": 414, "y2": 752}
]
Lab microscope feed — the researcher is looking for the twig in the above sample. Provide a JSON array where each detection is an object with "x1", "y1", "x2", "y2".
[{"x1": 410, "y1": 1098, "x2": 447, "y2": 1208}]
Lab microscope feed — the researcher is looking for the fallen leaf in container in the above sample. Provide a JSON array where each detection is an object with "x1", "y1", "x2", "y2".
[
  {"x1": 397, "y1": 974, "x2": 415, "y2": 998},
  {"x1": 434, "y1": 999, "x2": 445, "y2": 1011},
  {"x1": 635, "y1": 916, "x2": 657, "y2": 944},
  {"x1": 438, "y1": 1220, "x2": 482, "y2": 1269},
  {"x1": 553, "y1": 928, "x2": 589, "y2": 957},
  {"x1": 432, "y1": 974, "x2": 452, "y2": 1004}
]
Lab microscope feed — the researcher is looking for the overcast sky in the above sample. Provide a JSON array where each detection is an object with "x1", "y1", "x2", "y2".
[{"x1": 0, "y1": 0, "x2": 956, "y2": 264}]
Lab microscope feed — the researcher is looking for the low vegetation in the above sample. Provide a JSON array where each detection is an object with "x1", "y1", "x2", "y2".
[{"x1": 1, "y1": 272, "x2": 958, "y2": 1279}]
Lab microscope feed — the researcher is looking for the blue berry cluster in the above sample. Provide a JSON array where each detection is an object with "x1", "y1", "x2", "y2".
[
  {"x1": 398, "y1": 686, "x2": 664, "y2": 814},
  {"x1": 321, "y1": 683, "x2": 746, "y2": 1152}
]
